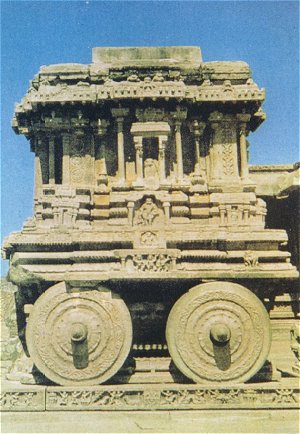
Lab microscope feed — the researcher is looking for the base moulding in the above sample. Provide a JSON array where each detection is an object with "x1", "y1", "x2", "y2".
[{"x1": 1, "y1": 378, "x2": 299, "y2": 412}]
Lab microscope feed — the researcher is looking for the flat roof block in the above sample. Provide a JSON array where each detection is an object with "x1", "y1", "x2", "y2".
[{"x1": 92, "y1": 46, "x2": 202, "y2": 68}]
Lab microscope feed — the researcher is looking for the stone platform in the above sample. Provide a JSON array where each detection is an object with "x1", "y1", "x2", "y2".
[
  {"x1": 2, "y1": 409, "x2": 299, "y2": 434},
  {"x1": 1, "y1": 378, "x2": 299, "y2": 412}
]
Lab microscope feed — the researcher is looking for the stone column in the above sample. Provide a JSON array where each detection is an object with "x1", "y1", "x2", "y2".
[
  {"x1": 158, "y1": 136, "x2": 167, "y2": 181},
  {"x1": 111, "y1": 108, "x2": 129, "y2": 182},
  {"x1": 239, "y1": 125, "x2": 248, "y2": 180},
  {"x1": 134, "y1": 136, "x2": 143, "y2": 181},
  {"x1": 48, "y1": 137, "x2": 55, "y2": 185},
  {"x1": 34, "y1": 137, "x2": 43, "y2": 197},
  {"x1": 116, "y1": 118, "x2": 125, "y2": 181},
  {"x1": 172, "y1": 107, "x2": 187, "y2": 181},
  {"x1": 62, "y1": 134, "x2": 70, "y2": 184},
  {"x1": 219, "y1": 205, "x2": 226, "y2": 226},
  {"x1": 209, "y1": 121, "x2": 223, "y2": 181},
  {"x1": 127, "y1": 201, "x2": 135, "y2": 225},
  {"x1": 237, "y1": 114, "x2": 251, "y2": 180},
  {"x1": 174, "y1": 121, "x2": 184, "y2": 180},
  {"x1": 163, "y1": 201, "x2": 170, "y2": 221},
  {"x1": 94, "y1": 119, "x2": 109, "y2": 184},
  {"x1": 190, "y1": 120, "x2": 206, "y2": 172}
]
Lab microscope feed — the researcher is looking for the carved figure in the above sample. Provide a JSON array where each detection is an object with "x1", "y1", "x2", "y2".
[
  {"x1": 134, "y1": 198, "x2": 160, "y2": 226},
  {"x1": 144, "y1": 158, "x2": 159, "y2": 179},
  {"x1": 244, "y1": 251, "x2": 259, "y2": 267},
  {"x1": 290, "y1": 323, "x2": 300, "y2": 376},
  {"x1": 140, "y1": 231, "x2": 157, "y2": 245},
  {"x1": 132, "y1": 253, "x2": 171, "y2": 272}
]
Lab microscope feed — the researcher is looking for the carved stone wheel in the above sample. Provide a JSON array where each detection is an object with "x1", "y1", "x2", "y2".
[
  {"x1": 26, "y1": 282, "x2": 132, "y2": 386},
  {"x1": 166, "y1": 282, "x2": 271, "y2": 384}
]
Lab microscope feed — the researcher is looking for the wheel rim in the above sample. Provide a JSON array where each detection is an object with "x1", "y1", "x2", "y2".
[
  {"x1": 166, "y1": 282, "x2": 271, "y2": 384},
  {"x1": 26, "y1": 283, "x2": 132, "y2": 385}
]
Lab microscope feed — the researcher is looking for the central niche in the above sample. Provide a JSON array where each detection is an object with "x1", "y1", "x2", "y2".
[{"x1": 143, "y1": 137, "x2": 159, "y2": 161}]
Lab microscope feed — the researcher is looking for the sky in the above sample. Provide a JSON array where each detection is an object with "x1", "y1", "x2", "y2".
[{"x1": 1, "y1": 0, "x2": 299, "y2": 275}]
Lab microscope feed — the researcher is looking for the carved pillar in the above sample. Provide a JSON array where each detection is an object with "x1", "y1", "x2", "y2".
[
  {"x1": 174, "y1": 121, "x2": 183, "y2": 180},
  {"x1": 48, "y1": 137, "x2": 55, "y2": 185},
  {"x1": 90, "y1": 134, "x2": 95, "y2": 184},
  {"x1": 239, "y1": 123, "x2": 249, "y2": 180},
  {"x1": 117, "y1": 118, "x2": 125, "y2": 180},
  {"x1": 219, "y1": 205, "x2": 226, "y2": 226},
  {"x1": 172, "y1": 107, "x2": 187, "y2": 181},
  {"x1": 111, "y1": 108, "x2": 129, "y2": 182},
  {"x1": 209, "y1": 112, "x2": 241, "y2": 183},
  {"x1": 33, "y1": 137, "x2": 43, "y2": 198},
  {"x1": 94, "y1": 119, "x2": 109, "y2": 183},
  {"x1": 158, "y1": 136, "x2": 167, "y2": 181},
  {"x1": 163, "y1": 201, "x2": 170, "y2": 221},
  {"x1": 134, "y1": 136, "x2": 143, "y2": 181},
  {"x1": 190, "y1": 120, "x2": 206, "y2": 172},
  {"x1": 62, "y1": 134, "x2": 70, "y2": 184},
  {"x1": 240, "y1": 125, "x2": 248, "y2": 180},
  {"x1": 127, "y1": 201, "x2": 134, "y2": 225},
  {"x1": 237, "y1": 114, "x2": 251, "y2": 180},
  {"x1": 209, "y1": 120, "x2": 223, "y2": 181}
]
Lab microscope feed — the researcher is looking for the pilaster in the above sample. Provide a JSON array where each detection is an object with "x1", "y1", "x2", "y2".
[
  {"x1": 209, "y1": 112, "x2": 240, "y2": 185},
  {"x1": 209, "y1": 112, "x2": 224, "y2": 182},
  {"x1": 190, "y1": 120, "x2": 206, "y2": 173},
  {"x1": 48, "y1": 136, "x2": 55, "y2": 185},
  {"x1": 62, "y1": 134, "x2": 71, "y2": 185},
  {"x1": 133, "y1": 136, "x2": 144, "y2": 182},
  {"x1": 111, "y1": 108, "x2": 130, "y2": 182},
  {"x1": 158, "y1": 136, "x2": 168, "y2": 181},
  {"x1": 33, "y1": 137, "x2": 43, "y2": 198}
]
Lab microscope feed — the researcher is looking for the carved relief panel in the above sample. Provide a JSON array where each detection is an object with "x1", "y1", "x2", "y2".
[
  {"x1": 133, "y1": 197, "x2": 164, "y2": 227},
  {"x1": 208, "y1": 112, "x2": 240, "y2": 183},
  {"x1": 70, "y1": 136, "x2": 93, "y2": 185}
]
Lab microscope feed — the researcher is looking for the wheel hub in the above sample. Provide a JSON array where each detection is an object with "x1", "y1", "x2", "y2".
[
  {"x1": 210, "y1": 323, "x2": 231, "y2": 345},
  {"x1": 70, "y1": 322, "x2": 88, "y2": 343}
]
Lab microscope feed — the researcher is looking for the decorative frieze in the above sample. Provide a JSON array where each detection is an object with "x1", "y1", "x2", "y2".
[
  {"x1": 0, "y1": 389, "x2": 46, "y2": 411},
  {"x1": 2, "y1": 383, "x2": 298, "y2": 412},
  {"x1": 44, "y1": 384, "x2": 299, "y2": 410}
]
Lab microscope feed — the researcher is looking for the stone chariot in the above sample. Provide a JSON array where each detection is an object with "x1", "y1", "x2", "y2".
[{"x1": 3, "y1": 47, "x2": 299, "y2": 393}]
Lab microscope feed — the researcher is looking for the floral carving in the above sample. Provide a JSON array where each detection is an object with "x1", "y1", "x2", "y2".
[
  {"x1": 274, "y1": 389, "x2": 296, "y2": 403},
  {"x1": 70, "y1": 137, "x2": 86, "y2": 182},
  {"x1": 131, "y1": 253, "x2": 172, "y2": 272},
  {"x1": 0, "y1": 391, "x2": 44, "y2": 410}
]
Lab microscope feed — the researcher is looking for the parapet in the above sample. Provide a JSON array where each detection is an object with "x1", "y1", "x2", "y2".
[{"x1": 92, "y1": 46, "x2": 202, "y2": 68}]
